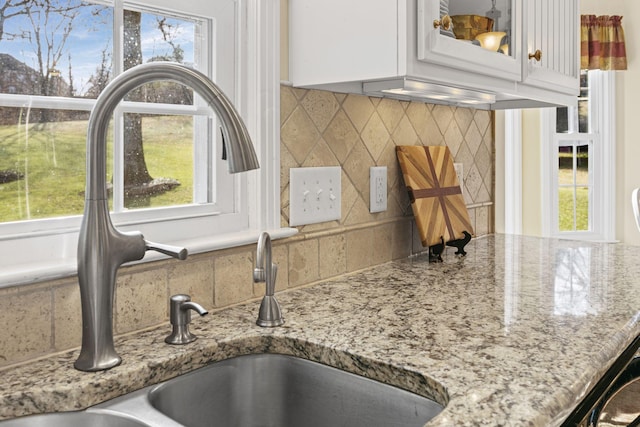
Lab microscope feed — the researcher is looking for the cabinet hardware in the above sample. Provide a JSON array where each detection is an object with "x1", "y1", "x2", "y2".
[
  {"x1": 529, "y1": 49, "x2": 542, "y2": 62},
  {"x1": 433, "y1": 15, "x2": 452, "y2": 31}
]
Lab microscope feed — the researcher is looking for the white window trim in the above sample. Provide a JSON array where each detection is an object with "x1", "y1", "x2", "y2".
[
  {"x1": 540, "y1": 71, "x2": 616, "y2": 242},
  {"x1": 504, "y1": 109, "x2": 522, "y2": 235},
  {"x1": 0, "y1": 0, "x2": 296, "y2": 288}
]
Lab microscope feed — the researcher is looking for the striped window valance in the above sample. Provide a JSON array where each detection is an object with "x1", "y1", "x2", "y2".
[{"x1": 581, "y1": 15, "x2": 627, "y2": 71}]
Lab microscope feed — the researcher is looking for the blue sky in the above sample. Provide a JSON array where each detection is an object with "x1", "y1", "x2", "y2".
[{"x1": 0, "y1": 0, "x2": 195, "y2": 96}]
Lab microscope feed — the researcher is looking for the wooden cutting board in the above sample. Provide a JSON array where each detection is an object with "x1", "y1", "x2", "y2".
[{"x1": 396, "y1": 145, "x2": 474, "y2": 247}]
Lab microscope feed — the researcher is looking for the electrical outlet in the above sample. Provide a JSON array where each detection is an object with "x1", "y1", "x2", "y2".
[
  {"x1": 454, "y1": 163, "x2": 464, "y2": 194},
  {"x1": 370, "y1": 166, "x2": 387, "y2": 213},
  {"x1": 289, "y1": 167, "x2": 341, "y2": 226}
]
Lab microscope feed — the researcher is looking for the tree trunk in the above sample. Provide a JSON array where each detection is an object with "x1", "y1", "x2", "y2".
[{"x1": 123, "y1": 9, "x2": 153, "y2": 190}]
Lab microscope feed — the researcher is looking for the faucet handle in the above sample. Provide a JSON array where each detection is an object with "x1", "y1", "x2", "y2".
[{"x1": 145, "y1": 240, "x2": 188, "y2": 260}]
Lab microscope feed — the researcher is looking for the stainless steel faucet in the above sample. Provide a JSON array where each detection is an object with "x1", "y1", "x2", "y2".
[
  {"x1": 75, "y1": 62, "x2": 260, "y2": 372},
  {"x1": 253, "y1": 232, "x2": 284, "y2": 327}
]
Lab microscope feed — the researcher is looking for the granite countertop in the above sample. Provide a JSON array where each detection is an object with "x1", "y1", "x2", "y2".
[{"x1": 1, "y1": 234, "x2": 640, "y2": 426}]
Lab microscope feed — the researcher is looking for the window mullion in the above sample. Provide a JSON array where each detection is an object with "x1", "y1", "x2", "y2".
[
  {"x1": 110, "y1": 0, "x2": 124, "y2": 213},
  {"x1": 113, "y1": 0, "x2": 124, "y2": 76},
  {"x1": 192, "y1": 114, "x2": 212, "y2": 204},
  {"x1": 571, "y1": 142, "x2": 578, "y2": 231},
  {"x1": 112, "y1": 107, "x2": 125, "y2": 212}
]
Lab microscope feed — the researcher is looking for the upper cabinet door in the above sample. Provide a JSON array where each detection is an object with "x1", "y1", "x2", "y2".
[
  {"x1": 289, "y1": 0, "x2": 401, "y2": 87},
  {"x1": 522, "y1": 0, "x2": 580, "y2": 95},
  {"x1": 417, "y1": 0, "x2": 522, "y2": 81}
]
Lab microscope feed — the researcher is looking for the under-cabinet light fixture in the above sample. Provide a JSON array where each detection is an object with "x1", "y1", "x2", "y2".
[{"x1": 363, "y1": 79, "x2": 496, "y2": 105}]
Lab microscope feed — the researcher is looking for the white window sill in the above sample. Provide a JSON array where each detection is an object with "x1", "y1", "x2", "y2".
[{"x1": 0, "y1": 227, "x2": 298, "y2": 289}]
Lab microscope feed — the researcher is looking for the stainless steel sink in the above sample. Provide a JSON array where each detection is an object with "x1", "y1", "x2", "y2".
[
  {"x1": 148, "y1": 353, "x2": 444, "y2": 427},
  {"x1": 0, "y1": 411, "x2": 151, "y2": 427},
  {"x1": 1, "y1": 354, "x2": 444, "y2": 427}
]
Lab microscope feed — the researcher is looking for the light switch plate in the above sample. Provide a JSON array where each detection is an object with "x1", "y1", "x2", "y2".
[
  {"x1": 370, "y1": 166, "x2": 387, "y2": 213},
  {"x1": 289, "y1": 167, "x2": 341, "y2": 226}
]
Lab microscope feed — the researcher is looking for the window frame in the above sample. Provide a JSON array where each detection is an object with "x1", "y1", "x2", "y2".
[
  {"x1": 540, "y1": 70, "x2": 616, "y2": 242},
  {"x1": 0, "y1": 0, "x2": 292, "y2": 288}
]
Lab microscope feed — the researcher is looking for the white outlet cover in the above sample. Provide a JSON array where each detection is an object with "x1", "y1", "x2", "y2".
[
  {"x1": 370, "y1": 166, "x2": 387, "y2": 213},
  {"x1": 289, "y1": 167, "x2": 341, "y2": 226}
]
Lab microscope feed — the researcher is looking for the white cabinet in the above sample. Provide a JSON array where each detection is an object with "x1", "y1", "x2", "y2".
[
  {"x1": 289, "y1": 0, "x2": 402, "y2": 88},
  {"x1": 288, "y1": 0, "x2": 579, "y2": 109},
  {"x1": 521, "y1": 0, "x2": 580, "y2": 96}
]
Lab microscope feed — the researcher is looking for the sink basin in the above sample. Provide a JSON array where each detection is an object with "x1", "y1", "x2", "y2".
[
  {"x1": 1, "y1": 354, "x2": 444, "y2": 427},
  {"x1": 148, "y1": 353, "x2": 444, "y2": 427},
  {"x1": 0, "y1": 411, "x2": 150, "y2": 427}
]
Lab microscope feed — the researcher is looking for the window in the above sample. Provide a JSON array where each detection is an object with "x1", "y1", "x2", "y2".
[
  {"x1": 541, "y1": 70, "x2": 616, "y2": 242},
  {"x1": 0, "y1": 0, "x2": 284, "y2": 286},
  {"x1": 555, "y1": 72, "x2": 592, "y2": 232}
]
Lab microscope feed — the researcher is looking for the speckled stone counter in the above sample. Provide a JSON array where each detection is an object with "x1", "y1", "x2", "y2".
[{"x1": 1, "y1": 234, "x2": 640, "y2": 426}]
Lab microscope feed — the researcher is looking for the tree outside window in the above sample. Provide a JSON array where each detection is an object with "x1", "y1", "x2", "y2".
[{"x1": 0, "y1": 0, "x2": 203, "y2": 222}]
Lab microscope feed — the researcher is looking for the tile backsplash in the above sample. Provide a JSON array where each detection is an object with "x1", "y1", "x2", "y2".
[
  {"x1": 280, "y1": 86, "x2": 494, "y2": 234},
  {"x1": 0, "y1": 86, "x2": 494, "y2": 368}
]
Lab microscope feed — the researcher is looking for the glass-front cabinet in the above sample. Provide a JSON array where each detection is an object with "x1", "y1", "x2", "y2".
[
  {"x1": 417, "y1": 0, "x2": 579, "y2": 97},
  {"x1": 417, "y1": 0, "x2": 521, "y2": 81}
]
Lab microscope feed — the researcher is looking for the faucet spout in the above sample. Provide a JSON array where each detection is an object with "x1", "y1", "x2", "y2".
[
  {"x1": 253, "y1": 232, "x2": 273, "y2": 293},
  {"x1": 253, "y1": 232, "x2": 284, "y2": 327},
  {"x1": 75, "y1": 62, "x2": 259, "y2": 371}
]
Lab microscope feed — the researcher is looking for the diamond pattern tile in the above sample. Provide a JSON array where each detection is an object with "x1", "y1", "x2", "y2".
[
  {"x1": 280, "y1": 183, "x2": 290, "y2": 226},
  {"x1": 323, "y1": 110, "x2": 359, "y2": 163},
  {"x1": 280, "y1": 86, "x2": 494, "y2": 236},
  {"x1": 465, "y1": 121, "x2": 483, "y2": 156},
  {"x1": 476, "y1": 182, "x2": 491, "y2": 204},
  {"x1": 406, "y1": 103, "x2": 441, "y2": 146},
  {"x1": 405, "y1": 102, "x2": 429, "y2": 131},
  {"x1": 391, "y1": 116, "x2": 420, "y2": 147},
  {"x1": 344, "y1": 196, "x2": 372, "y2": 225},
  {"x1": 281, "y1": 106, "x2": 320, "y2": 164},
  {"x1": 483, "y1": 130, "x2": 493, "y2": 152},
  {"x1": 302, "y1": 137, "x2": 339, "y2": 168},
  {"x1": 483, "y1": 166, "x2": 494, "y2": 200},
  {"x1": 377, "y1": 98, "x2": 406, "y2": 133},
  {"x1": 475, "y1": 143, "x2": 492, "y2": 180},
  {"x1": 474, "y1": 109, "x2": 492, "y2": 136},
  {"x1": 301, "y1": 90, "x2": 340, "y2": 130},
  {"x1": 291, "y1": 87, "x2": 308, "y2": 100},
  {"x1": 361, "y1": 112, "x2": 390, "y2": 162},
  {"x1": 444, "y1": 120, "x2": 464, "y2": 156},
  {"x1": 341, "y1": 169, "x2": 359, "y2": 223},
  {"x1": 465, "y1": 163, "x2": 483, "y2": 203},
  {"x1": 280, "y1": 143, "x2": 297, "y2": 187},
  {"x1": 377, "y1": 140, "x2": 401, "y2": 188},
  {"x1": 432, "y1": 105, "x2": 454, "y2": 135},
  {"x1": 454, "y1": 108, "x2": 474, "y2": 137},
  {"x1": 280, "y1": 86, "x2": 297, "y2": 126},
  {"x1": 343, "y1": 94, "x2": 375, "y2": 132},
  {"x1": 343, "y1": 141, "x2": 375, "y2": 207}
]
